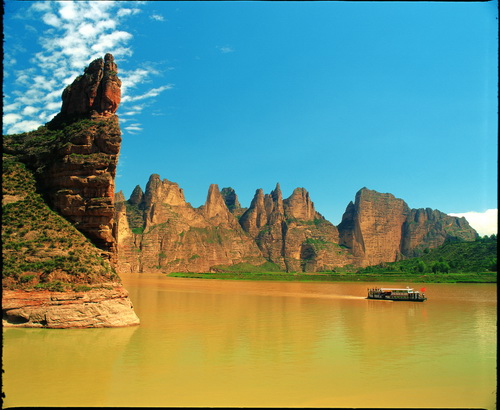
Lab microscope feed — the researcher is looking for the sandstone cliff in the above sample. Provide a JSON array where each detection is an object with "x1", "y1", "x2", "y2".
[
  {"x1": 4, "y1": 53, "x2": 122, "y2": 262},
  {"x1": 116, "y1": 175, "x2": 266, "y2": 273},
  {"x1": 401, "y1": 207, "x2": 477, "y2": 257},
  {"x1": 338, "y1": 188, "x2": 478, "y2": 267},
  {"x1": 116, "y1": 179, "x2": 355, "y2": 274},
  {"x1": 2, "y1": 54, "x2": 139, "y2": 328},
  {"x1": 116, "y1": 180, "x2": 478, "y2": 273},
  {"x1": 239, "y1": 184, "x2": 353, "y2": 272}
]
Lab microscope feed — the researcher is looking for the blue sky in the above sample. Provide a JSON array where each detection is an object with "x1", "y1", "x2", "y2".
[{"x1": 3, "y1": 1, "x2": 498, "y2": 235}]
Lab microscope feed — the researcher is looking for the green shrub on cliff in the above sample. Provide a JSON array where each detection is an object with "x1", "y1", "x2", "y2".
[
  {"x1": 357, "y1": 238, "x2": 497, "y2": 274},
  {"x1": 2, "y1": 155, "x2": 119, "y2": 290}
]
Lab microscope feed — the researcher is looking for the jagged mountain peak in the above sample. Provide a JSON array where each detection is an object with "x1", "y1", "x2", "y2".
[{"x1": 57, "y1": 53, "x2": 121, "y2": 119}]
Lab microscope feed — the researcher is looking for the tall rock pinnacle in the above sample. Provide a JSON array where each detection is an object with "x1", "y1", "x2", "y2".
[
  {"x1": 37, "y1": 54, "x2": 123, "y2": 262},
  {"x1": 59, "y1": 53, "x2": 122, "y2": 118}
]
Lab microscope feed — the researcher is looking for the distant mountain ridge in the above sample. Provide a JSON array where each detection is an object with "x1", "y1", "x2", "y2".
[{"x1": 115, "y1": 178, "x2": 478, "y2": 273}]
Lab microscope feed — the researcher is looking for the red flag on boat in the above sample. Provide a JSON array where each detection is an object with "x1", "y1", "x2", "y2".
[{"x1": 420, "y1": 287, "x2": 426, "y2": 292}]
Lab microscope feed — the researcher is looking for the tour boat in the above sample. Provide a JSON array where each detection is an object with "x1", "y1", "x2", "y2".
[{"x1": 367, "y1": 287, "x2": 427, "y2": 302}]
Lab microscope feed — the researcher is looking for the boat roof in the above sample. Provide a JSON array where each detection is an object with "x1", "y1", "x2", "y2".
[{"x1": 380, "y1": 288, "x2": 417, "y2": 291}]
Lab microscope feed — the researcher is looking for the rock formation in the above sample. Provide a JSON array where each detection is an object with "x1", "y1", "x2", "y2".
[
  {"x1": 2, "y1": 54, "x2": 139, "y2": 328},
  {"x1": 221, "y1": 187, "x2": 241, "y2": 211},
  {"x1": 401, "y1": 208, "x2": 477, "y2": 257},
  {"x1": 338, "y1": 188, "x2": 478, "y2": 267},
  {"x1": 116, "y1": 179, "x2": 355, "y2": 273},
  {"x1": 4, "y1": 54, "x2": 123, "y2": 263},
  {"x1": 59, "y1": 53, "x2": 121, "y2": 118},
  {"x1": 115, "y1": 175, "x2": 266, "y2": 273},
  {"x1": 3, "y1": 287, "x2": 139, "y2": 328},
  {"x1": 116, "y1": 182, "x2": 478, "y2": 273},
  {"x1": 238, "y1": 184, "x2": 352, "y2": 272}
]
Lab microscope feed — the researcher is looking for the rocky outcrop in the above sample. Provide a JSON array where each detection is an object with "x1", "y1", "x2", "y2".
[
  {"x1": 116, "y1": 175, "x2": 266, "y2": 273},
  {"x1": 42, "y1": 117, "x2": 121, "y2": 262},
  {"x1": 227, "y1": 184, "x2": 352, "y2": 272},
  {"x1": 2, "y1": 286, "x2": 139, "y2": 328},
  {"x1": 401, "y1": 208, "x2": 477, "y2": 257},
  {"x1": 116, "y1": 180, "x2": 479, "y2": 273},
  {"x1": 3, "y1": 54, "x2": 123, "y2": 263},
  {"x1": 338, "y1": 188, "x2": 478, "y2": 267},
  {"x1": 2, "y1": 54, "x2": 139, "y2": 328},
  {"x1": 60, "y1": 53, "x2": 121, "y2": 118},
  {"x1": 221, "y1": 187, "x2": 241, "y2": 211}
]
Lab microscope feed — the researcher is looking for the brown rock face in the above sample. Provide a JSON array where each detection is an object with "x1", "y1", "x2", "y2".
[
  {"x1": 3, "y1": 286, "x2": 139, "y2": 328},
  {"x1": 60, "y1": 53, "x2": 121, "y2": 118},
  {"x1": 116, "y1": 181, "x2": 479, "y2": 272},
  {"x1": 239, "y1": 184, "x2": 352, "y2": 272},
  {"x1": 3, "y1": 55, "x2": 122, "y2": 263},
  {"x1": 2, "y1": 54, "x2": 140, "y2": 328},
  {"x1": 39, "y1": 55, "x2": 122, "y2": 262},
  {"x1": 116, "y1": 175, "x2": 266, "y2": 273},
  {"x1": 283, "y1": 188, "x2": 316, "y2": 220},
  {"x1": 338, "y1": 188, "x2": 478, "y2": 267},
  {"x1": 338, "y1": 188, "x2": 410, "y2": 267},
  {"x1": 401, "y1": 208, "x2": 477, "y2": 256},
  {"x1": 42, "y1": 118, "x2": 121, "y2": 262}
]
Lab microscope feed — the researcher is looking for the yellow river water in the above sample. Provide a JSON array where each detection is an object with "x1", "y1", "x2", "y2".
[{"x1": 2, "y1": 273, "x2": 497, "y2": 408}]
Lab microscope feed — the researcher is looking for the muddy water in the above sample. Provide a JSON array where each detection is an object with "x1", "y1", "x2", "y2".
[{"x1": 2, "y1": 274, "x2": 496, "y2": 408}]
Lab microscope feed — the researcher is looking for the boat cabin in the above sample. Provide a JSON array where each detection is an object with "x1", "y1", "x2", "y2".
[{"x1": 367, "y1": 287, "x2": 426, "y2": 301}]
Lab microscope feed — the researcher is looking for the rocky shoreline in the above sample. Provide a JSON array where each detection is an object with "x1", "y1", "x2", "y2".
[{"x1": 2, "y1": 285, "x2": 140, "y2": 328}]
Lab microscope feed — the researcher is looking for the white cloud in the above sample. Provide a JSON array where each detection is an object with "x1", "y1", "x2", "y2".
[
  {"x1": 117, "y1": 8, "x2": 141, "y2": 18},
  {"x1": 3, "y1": 113, "x2": 23, "y2": 125},
  {"x1": 3, "y1": 1, "x2": 145, "y2": 135},
  {"x1": 150, "y1": 14, "x2": 165, "y2": 22},
  {"x1": 42, "y1": 12, "x2": 61, "y2": 27},
  {"x1": 4, "y1": 1, "x2": 173, "y2": 136},
  {"x1": 3, "y1": 102, "x2": 21, "y2": 113},
  {"x1": 7, "y1": 120, "x2": 44, "y2": 135},
  {"x1": 449, "y1": 209, "x2": 498, "y2": 237},
  {"x1": 59, "y1": 2, "x2": 78, "y2": 21},
  {"x1": 217, "y1": 45, "x2": 235, "y2": 54},
  {"x1": 124, "y1": 124, "x2": 143, "y2": 134},
  {"x1": 121, "y1": 84, "x2": 174, "y2": 103},
  {"x1": 22, "y1": 106, "x2": 40, "y2": 116}
]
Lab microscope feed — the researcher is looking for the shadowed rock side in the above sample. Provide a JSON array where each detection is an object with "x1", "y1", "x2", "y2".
[
  {"x1": 2, "y1": 54, "x2": 139, "y2": 328},
  {"x1": 401, "y1": 208, "x2": 477, "y2": 257},
  {"x1": 59, "y1": 53, "x2": 121, "y2": 118},
  {"x1": 338, "y1": 188, "x2": 478, "y2": 267}
]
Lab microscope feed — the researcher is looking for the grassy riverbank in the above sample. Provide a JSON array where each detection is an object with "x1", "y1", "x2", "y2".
[{"x1": 167, "y1": 271, "x2": 496, "y2": 283}]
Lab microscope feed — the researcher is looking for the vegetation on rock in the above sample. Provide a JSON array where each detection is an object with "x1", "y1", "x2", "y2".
[
  {"x1": 357, "y1": 235, "x2": 497, "y2": 274},
  {"x1": 2, "y1": 155, "x2": 119, "y2": 291}
]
